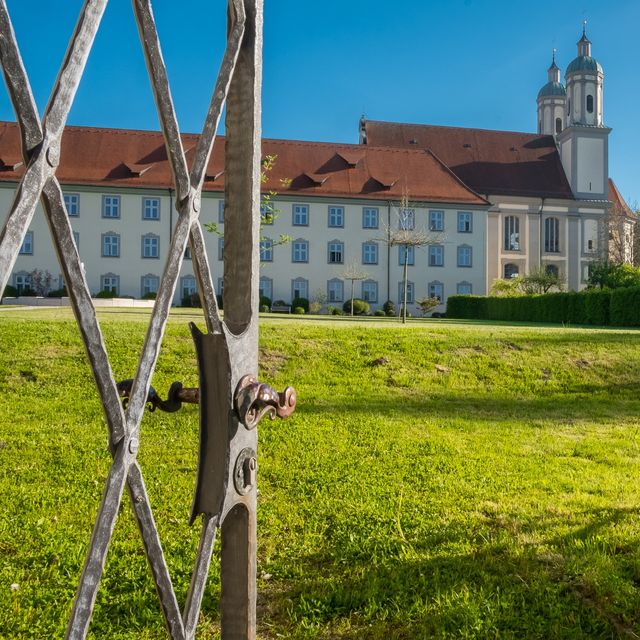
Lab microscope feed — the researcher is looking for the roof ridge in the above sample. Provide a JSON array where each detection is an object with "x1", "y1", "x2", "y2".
[{"x1": 364, "y1": 118, "x2": 545, "y2": 138}]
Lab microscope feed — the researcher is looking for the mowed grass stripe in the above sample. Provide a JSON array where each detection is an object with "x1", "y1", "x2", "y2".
[{"x1": 0, "y1": 310, "x2": 638, "y2": 638}]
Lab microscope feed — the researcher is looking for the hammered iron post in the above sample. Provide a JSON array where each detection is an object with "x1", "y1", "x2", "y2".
[{"x1": 0, "y1": 1, "x2": 294, "y2": 638}]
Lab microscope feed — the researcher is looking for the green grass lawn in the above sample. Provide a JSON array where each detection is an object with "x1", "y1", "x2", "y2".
[{"x1": 1, "y1": 308, "x2": 639, "y2": 639}]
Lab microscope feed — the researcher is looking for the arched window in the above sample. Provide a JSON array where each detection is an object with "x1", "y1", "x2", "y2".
[
  {"x1": 504, "y1": 216, "x2": 520, "y2": 251},
  {"x1": 504, "y1": 263, "x2": 519, "y2": 279},
  {"x1": 586, "y1": 94, "x2": 594, "y2": 113},
  {"x1": 555, "y1": 117, "x2": 562, "y2": 134},
  {"x1": 544, "y1": 217, "x2": 560, "y2": 253}
]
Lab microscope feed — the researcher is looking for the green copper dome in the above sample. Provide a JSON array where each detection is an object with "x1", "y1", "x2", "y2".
[
  {"x1": 566, "y1": 55, "x2": 603, "y2": 74},
  {"x1": 537, "y1": 81, "x2": 567, "y2": 98}
]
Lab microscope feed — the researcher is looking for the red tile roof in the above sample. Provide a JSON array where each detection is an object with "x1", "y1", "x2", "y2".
[
  {"x1": 608, "y1": 178, "x2": 637, "y2": 220},
  {"x1": 362, "y1": 120, "x2": 575, "y2": 199},
  {"x1": 0, "y1": 121, "x2": 488, "y2": 206}
]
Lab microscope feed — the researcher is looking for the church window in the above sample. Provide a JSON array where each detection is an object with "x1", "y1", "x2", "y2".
[
  {"x1": 544, "y1": 217, "x2": 560, "y2": 253},
  {"x1": 555, "y1": 118, "x2": 562, "y2": 134},
  {"x1": 504, "y1": 216, "x2": 520, "y2": 251},
  {"x1": 504, "y1": 263, "x2": 519, "y2": 279},
  {"x1": 586, "y1": 94, "x2": 594, "y2": 113}
]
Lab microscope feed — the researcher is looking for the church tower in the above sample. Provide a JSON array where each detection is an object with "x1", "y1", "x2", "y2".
[
  {"x1": 537, "y1": 50, "x2": 567, "y2": 136},
  {"x1": 556, "y1": 24, "x2": 611, "y2": 200}
]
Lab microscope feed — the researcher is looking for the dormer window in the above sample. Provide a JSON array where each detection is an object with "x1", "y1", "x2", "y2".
[{"x1": 586, "y1": 94, "x2": 594, "y2": 113}]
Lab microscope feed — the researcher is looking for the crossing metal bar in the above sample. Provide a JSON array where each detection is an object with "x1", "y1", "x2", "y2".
[{"x1": 0, "y1": 2, "x2": 285, "y2": 638}]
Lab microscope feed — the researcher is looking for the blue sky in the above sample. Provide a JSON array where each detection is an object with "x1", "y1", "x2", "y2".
[{"x1": 0, "y1": 0, "x2": 637, "y2": 205}]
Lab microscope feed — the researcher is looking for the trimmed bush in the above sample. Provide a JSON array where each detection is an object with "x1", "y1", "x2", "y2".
[
  {"x1": 260, "y1": 304, "x2": 270, "y2": 313},
  {"x1": 383, "y1": 300, "x2": 396, "y2": 317},
  {"x1": 260, "y1": 295, "x2": 272, "y2": 310},
  {"x1": 331, "y1": 307, "x2": 344, "y2": 316},
  {"x1": 343, "y1": 298, "x2": 370, "y2": 315},
  {"x1": 610, "y1": 286, "x2": 640, "y2": 326},
  {"x1": 142, "y1": 292, "x2": 157, "y2": 300},
  {"x1": 582, "y1": 289, "x2": 610, "y2": 325},
  {"x1": 47, "y1": 287, "x2": 67, "y2": 298},
  {"x1": 95, "y1": 289, "x2": 117, "y2": 299},
  {"x1": 291, "y1": 297, "x2": 309, "y2": 313},
  {"x1": 374, "y1": 309, "x2": 385, "y2": 317},
  {"x1": 447, "y1": 289, "x2": 616, "y2": 326},
  {"x1": 2, "y1": 284, "x2": 18, "y2": 299},
  {"x1": 293, "y1": 306, "x2": 305, "y2": 315}
]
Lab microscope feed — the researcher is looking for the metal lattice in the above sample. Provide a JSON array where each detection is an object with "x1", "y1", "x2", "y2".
[{"x1": 0, "y1": 1, "x2": 290, "y2": 638}]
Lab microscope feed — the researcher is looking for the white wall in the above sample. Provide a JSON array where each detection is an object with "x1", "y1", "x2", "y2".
[{"x1": 1, "y1": 183, "x2": 488, "y2": 311}]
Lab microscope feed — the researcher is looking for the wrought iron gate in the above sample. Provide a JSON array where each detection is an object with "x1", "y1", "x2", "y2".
[{"x1": 0, "y1": 1, "x2": 293, "y2": 637}]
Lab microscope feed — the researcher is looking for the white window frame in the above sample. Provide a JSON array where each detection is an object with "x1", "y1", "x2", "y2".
[
  {"x1": 102, "y1": 195, "x2": 121, "y2": 219},
  {"x1": 398, "y1": 281, "x2": 414, "y2": 304},
  {"x1": 142, "y1": 233, "x2": 160, "y2": 259},
  {"x1": 293, "y1": 203, "x2": 309, "y2": 226},
  {"x1": 292, "y1": 277, "x2": 309, "y2": 300},
  {"x1": 19, "y1": 231, "x2": 33, "y2": 255},
  {"x1": 102, "y1": 233, "x2": 120, "y2": 258},
  {"x1": 292, "y1": 239, "x2": 309, "y2": 263},
  {"x1": 544, "y1": 217, "x2": 560, "y2": 253},
  {"x1": 141, "y1": 274, "x2": 160, "y2": 296},
  {"x1": 457, "y1": 245, "x2": 472, "y2": 267},
  {"x1": 362, "y1": 207, "x2": 379, "y2": 229},
  {"x1": 181, "y1": 275, "x2": 197, "y2": 299},
  {"x1": 399, "y1": 245, "x2": 414, "y2": 266},
  {"x1": 362, "y1": 242, "x2": 378, "y2": 265},
  {"x1": 399, "y1": 208, "x2": 415, "y2": 230},
  {"x1": 428, "y1": 244, "x2": 444, "y2": 267},
  {"x1": 361, "y1": 280, "x2": 378, "y2": 303},
  {"x1": 328, "y1": 206, "x2": 344, "y2": 228},
  {"x1": 259, "y1": 276, "x2": 273, "y2": 300},
  {"x1": 429, "y1": 210, "x2": 444, "y2": 231},
  {"x1": 100, "y1": 273, "x2": 119, "y2": 294},
  {"x1": 260, "y1": 238, "x2": 273, "y2": 262},
  {"x1": 457, "y1": 211, "x2": 472, "y2": 233},
  {"x1": 328, "y1": 240, "x2": 344, "y2": 264},
  {"x1": 327, "y1": 278, "x2": 344, "y2": 302},
  {"x1": 504, "y1": 216, "x2": 520, "y2": 251},
  {"x1": 142, "y1": 197, "x2": 161, "y2": 220},
  {"x1": 64, "y1": 193, "x2": 80, "y2": 217},
  {"x1": 428, "y1": 281, "x2": 444, "y2": 302}
]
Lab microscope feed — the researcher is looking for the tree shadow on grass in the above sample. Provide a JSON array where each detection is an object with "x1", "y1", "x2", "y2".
[
  {"x1": 261, "y1": 507, "x2": 640, "y2": 639},
  {"x1": 298, "y1": 392, "x2": 640, "y2": 426}
]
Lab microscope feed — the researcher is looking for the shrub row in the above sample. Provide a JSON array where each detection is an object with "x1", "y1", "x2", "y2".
[{"x1": 447, "y1": 287, "x2": 640, "y2": 326}]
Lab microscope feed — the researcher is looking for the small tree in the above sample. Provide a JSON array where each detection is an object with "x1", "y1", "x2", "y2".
[
  {"x1": 490, "y1": 277, "x2": 524, "y2": 297},
  {"x1": 415, "y1": 296, "x2": 440, "y2": 317},
  {"x1": 587, "y1": 261, "x2": 640, "y2": 289},
  {"x1": 519, "y1": 266, "x2": 565, "y2": 294},
  {"x1": 340, "y1": 263, "x2": 369, "y2": 316},
  {"x1": 29, "y1": 269, "x2": 54, "y2": 297},
  {"x1": 381, "y1": 191, "x2": 440, "y2": 324},
  {"x1": 309, "y1": 289, "x2": 327, "y2": 314}
]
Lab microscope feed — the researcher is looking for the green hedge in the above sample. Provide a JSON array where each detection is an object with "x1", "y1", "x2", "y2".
[{"x1": 447, "y1": 288, "x2": 622, "y2": 326}]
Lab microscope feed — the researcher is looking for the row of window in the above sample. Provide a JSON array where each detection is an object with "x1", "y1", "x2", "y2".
[
  {"x1": 18, "y1": 231, "x2": 163, "y2": 259},
  {"x1": 220, "y1": 201, "x2": 474, "y2": 232},
  {"x1": 255, "y1": 239, "x2": 475, "y2": 267},
  {"x1": 258, "y1": 277, "x2": 472, "y2": 305},
  {"x1": 62, "y1": 194, "x2": 162, "y2": 220},
  {"x1": 504, "y1": 216, "x2": 562, "y2": 253}
]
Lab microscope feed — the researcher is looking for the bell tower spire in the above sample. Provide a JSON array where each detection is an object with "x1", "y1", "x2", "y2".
[
  {"x1": 557, "y1": 26, "x2": 611, "y2": 200},
  {"x1": 537, "y1": 49, "x2": 566, "y2": 135}
]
